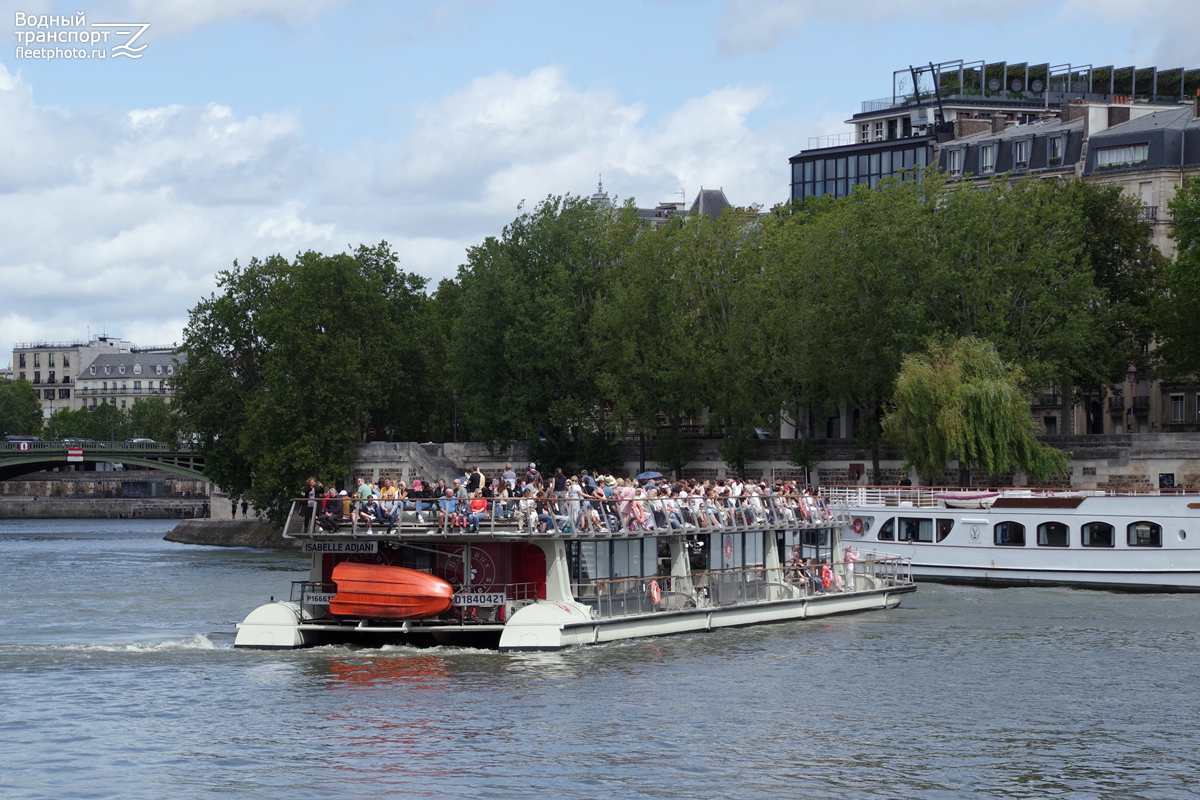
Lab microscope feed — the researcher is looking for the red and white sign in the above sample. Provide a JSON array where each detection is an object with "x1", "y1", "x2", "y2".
[
  {"x1": 68, "y1": 447, "x2": 83, "y2": 463},
  {"x1": 18, "y1": 442, "x2": 30, "y2": 452}
]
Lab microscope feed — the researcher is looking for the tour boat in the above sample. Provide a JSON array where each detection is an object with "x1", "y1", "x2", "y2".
[
  {"x1": 828, "y1": 485, "x2": 1200, "y2": 591},
  {"x1": 234, "y1": 493, "x2": 915, "y2": 651}
]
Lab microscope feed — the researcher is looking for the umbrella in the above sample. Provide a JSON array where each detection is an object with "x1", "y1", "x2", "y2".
[{"x1": 636, "y1": 471, "x2": 664, "y2": 480}]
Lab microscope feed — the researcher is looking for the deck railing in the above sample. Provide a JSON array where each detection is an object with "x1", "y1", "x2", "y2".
[
  {"x1": 823, "y1": 485, "x2": 1200, "y2": 510},
  {"x1": 291, "y1": 579, "x2": 541, "y2": 625},
  {"x1": 577, "y1": 555, "x2": 911, "y2": 620},
  {"x1": 287, "y1": 492, "x2": 846, "y2": 540}
]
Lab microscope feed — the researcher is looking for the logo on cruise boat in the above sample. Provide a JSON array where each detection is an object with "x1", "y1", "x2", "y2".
[
  {"x1": 724, "y1": 535, "x2": 734, "y2": 562},
  {"x1": 443, "y1": 547, "x2": 498, "y2": 589},
  {"x1": 970, "y1": 525, "x2": 981, "y2": 540}
]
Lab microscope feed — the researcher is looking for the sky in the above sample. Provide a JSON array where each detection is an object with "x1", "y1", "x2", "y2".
[{"x1": 1, "y1": 0, "x2": 1196, "y2": 357}]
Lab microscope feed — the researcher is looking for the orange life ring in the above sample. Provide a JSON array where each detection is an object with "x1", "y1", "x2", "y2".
[
  {"x1": 649, "y1": 579, "x2": 661, "y2": 604},
  {"x1": 633, "y1": 502, "x2": 646, "y2": 525},
  {"x1": 852, "y1": 518, "x2": 864, "y2": 535}
]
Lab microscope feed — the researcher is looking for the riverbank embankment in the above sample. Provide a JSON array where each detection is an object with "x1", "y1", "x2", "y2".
[
  {"x1": 165, "y1": 519, "x2": 296, "y2": 549},
  {"x1": 0, "y1": 497, "x2": 207, "y2": 519}
]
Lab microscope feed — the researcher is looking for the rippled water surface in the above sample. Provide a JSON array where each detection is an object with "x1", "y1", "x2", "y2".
[{"x1": 3, "y1": 519, "x2": 1200, "y2": 799}]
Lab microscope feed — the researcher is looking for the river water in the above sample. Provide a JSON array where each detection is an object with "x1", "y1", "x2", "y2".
[{"x1": 2, "y1": 519, "x2": 1198, "y2": 799}]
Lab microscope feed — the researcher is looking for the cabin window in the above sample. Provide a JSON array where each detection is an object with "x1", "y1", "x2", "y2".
[
  {"x1": 1082, "y1": 522, "x2": 1114, "y2": 547},
  {"x1": 877, "y1": 518, "x2": 895, "y2": 541},
  {"x1": 1127, "y1": 521, "x2": 1162, "y2": 548},
  {"x1": 994, "y1": 521, "x2": 1026, "y2": 546},
  {"x1": 936, "y1": 519, "x2": 954, "y2": 542},
  {"x1": 899, "y1": 517, "x2": 934, "y2": 542},
  {"x1": 1037, "y1": 522, "x2": 1070, "y2": 547}
]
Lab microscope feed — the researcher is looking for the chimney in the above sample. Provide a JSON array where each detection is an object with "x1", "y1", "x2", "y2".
[
  {"x1": 1061, "y1": 102, "x2": 1085, "y2": 124},
  {"x1": 991, "y1": 113, "x2": 1006, "y2": 134},
  {"x1": 954, "y1": 118, "x2": 992, "y2": 138}
]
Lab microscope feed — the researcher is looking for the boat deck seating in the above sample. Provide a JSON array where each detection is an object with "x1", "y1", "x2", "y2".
[{"x1": 292, "y1": 497, "x2": 845, "y2": 540}]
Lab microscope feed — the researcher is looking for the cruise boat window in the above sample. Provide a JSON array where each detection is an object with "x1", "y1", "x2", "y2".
[
  {"x1": 899, "y1": 517, "x2": 934, "y2": 542},
  {"x1": 994, "y1": 521, "x2": 1026, "y2": 546},
  {"x1": 1037, "y1": 522, "x2": 1070, "y2": 547},
  {"x1": 877, "y1": 518, "x2": 895, "y2": 541},
  {"x1": 936, "y1": 519, "x2": 954, "y2": 542},
  {"x1": 1081, "y1": 522, "x2": 1114, "y2": 547},
  {"x1": 1127, "y1": 521, "x2": 1162, "y2": 548}
]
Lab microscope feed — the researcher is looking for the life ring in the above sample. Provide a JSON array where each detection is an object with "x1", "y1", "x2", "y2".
[
  {"x1": 632, "y1": 502, "x2": 646, "y2": 526},
  {"x1": 852, "y1": 518, "x2": 864, "y2": 535},
  {"x1": 649, "y1": 579, "x2": 661, "y2": 604}
]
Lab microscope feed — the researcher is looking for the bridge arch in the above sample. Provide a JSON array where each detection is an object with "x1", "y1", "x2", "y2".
[{"x1": 0, "y1": 442, "x2": 208, "y2": 483}]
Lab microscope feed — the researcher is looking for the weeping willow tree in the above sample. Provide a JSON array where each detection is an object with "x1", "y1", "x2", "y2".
[{"x1": 882, "y1": 337, "x2": 1069, "y2": 486}]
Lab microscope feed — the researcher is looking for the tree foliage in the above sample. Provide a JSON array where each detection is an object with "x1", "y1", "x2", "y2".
[
  {"x1": 0, "y1": 380, "x2": 41, "y2": 437},
  {"x1": 1154, "y1": 176, "x2": 1200, "y2": 379},
  {"x1": 165, "y1": 172, "x2": 1166, "y2": 492},
  {"x1": 883, "y1": 337, "x2": 1070, "y2": 483},
  {"x1": 173, "y1": 242, "x2": 432, "y2": 520}
]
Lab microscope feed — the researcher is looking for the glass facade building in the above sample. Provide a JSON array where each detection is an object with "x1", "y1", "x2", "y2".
[{"x1": 789, "y1": 136, "x2": 935, "y2": 201}]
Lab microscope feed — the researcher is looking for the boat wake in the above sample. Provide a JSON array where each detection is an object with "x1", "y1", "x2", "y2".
[{"x1": 1, "y1": 633, "x2": 219, "y2": 655}]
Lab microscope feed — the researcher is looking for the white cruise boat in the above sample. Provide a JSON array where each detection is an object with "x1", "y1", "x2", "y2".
[
  {"x1": 828, "y1": 485, "x2": 1200, "y2": 591},
  {"x1": 235, "y1": 492, "x2": 914, "y2": 651}
]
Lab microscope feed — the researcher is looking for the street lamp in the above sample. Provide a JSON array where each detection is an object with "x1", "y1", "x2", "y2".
[{"x1": 452, "y1": 388, "x2": 458, "y2": 443}]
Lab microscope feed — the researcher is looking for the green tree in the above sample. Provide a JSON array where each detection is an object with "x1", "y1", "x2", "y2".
[
  {"x1": 127, "y1": 396, "x2": 178, "y2": 445},
  {"x1": 0, "y1": 379, "x2": 42, "y2": 437},
  {"x1": 448, "y1": 196, "x2": 642, "y2": 458},
  {"x1": 883, "y1": 337, "x2": 1069, "y2": 485},
  {"x1": 761, "y1": 173, "x2": 938, "y2": 481},
  {"x1": 174, "y1": 242, "x2": 431, "y2": 520},
  {"x1": 1155, "y1": 176, "x2": 1200, "y2": 379}
]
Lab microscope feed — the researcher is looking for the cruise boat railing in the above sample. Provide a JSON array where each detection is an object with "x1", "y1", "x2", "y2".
[
  {"x1": 286, "y1": 494, "x2": 844, "y2": 539},
  {"x1": 579, "y1": 555, "x2": 912, "y2": 620},
  {"x1": 823, "y1": 485, "x2": 1200, "y2": 510},
  {"x1": 289, "y1": 579, "x2": 541, "y2": 625}
]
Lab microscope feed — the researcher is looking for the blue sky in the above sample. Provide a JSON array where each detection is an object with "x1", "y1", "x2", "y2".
[{"x1": 1, "y1": 0, "x2": 1194, "y2": 353}]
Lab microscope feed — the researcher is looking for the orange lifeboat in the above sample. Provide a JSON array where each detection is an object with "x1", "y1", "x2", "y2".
[{"x1": 328, "y1": 563, "x2": 454, "y2": 620}]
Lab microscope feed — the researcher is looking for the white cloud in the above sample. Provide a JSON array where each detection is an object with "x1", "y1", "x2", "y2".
[
  {"x1": 718, "y1": 0, "x2": 1042, "y2": 57},
  {"x1": 1060, "y1": 0, "x2": 1200, "y2": 66},
  {"x1": 111, "y1": 0, "x2": 346, "y2": 37},
  {"x1": 0, "y1": 60, "x2": 837, "y2": 351}
]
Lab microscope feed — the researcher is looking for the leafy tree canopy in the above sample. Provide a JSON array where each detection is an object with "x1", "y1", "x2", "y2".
[
  {"x1": 883, "y1": 337, "x2": 1069, "y2": 484},
  {"x1": 0, "y1": 380, "x2": 42, "y2": 438},
  {"x1": 173, "y1": 242, "x2": 431, "y2": 520}
]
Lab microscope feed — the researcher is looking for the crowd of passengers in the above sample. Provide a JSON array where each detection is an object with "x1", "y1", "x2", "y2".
[{"x1": 300, "y1": 462, "x2": 835, "y2": 535}]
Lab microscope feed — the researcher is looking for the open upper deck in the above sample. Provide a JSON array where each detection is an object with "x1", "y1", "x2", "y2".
[{"x1": 284, "y1": 493, "x2": 848, "y2": 542}]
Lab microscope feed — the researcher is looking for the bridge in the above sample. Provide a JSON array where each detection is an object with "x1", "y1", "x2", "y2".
[{"x1": 0, "y1": 441, "x2": 207, "y2": 482}]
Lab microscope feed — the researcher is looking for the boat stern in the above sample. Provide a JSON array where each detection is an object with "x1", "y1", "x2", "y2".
[
  {"x1": 234, "y1": 601, "x2": 311, "y2": 649},
  {"x1": 497, "y1": 600, "x2": 594, "y2": 652}
]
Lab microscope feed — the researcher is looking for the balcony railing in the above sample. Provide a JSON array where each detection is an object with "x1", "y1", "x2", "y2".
[{"x1": 1138, "y1": 206, "x2": 1158, "y2": 223}]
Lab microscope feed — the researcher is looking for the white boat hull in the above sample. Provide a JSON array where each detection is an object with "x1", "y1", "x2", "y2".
[
  {"x1": 498, "y1": 585, "x2": 909, "y2": 651},
  {"x1": 837, "y1": 489, "x2": 1200, "y2": 591}
]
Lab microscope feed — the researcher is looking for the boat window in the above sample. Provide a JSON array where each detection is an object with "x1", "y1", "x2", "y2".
[
  {"x1": 1037, "y1": 522, "x2": 1070, "y2": 547},
  {"x1": 899, "y1": 517, "x2": 934, "y2": 542},
  {"x1": 1082, "y1": 522, "x2": 1115, "y2": 548},
  {"x1": 877, "y1": 518, "x2": 895, "y2": 541},
  {"x1": 936, "y1": 519, "x2": 954, "y2": 542},
  {"x1": 1127, "y1": 521, "x2": 1162, "y2": 548},
  {"x1": 994, "y1": 521, "x2": 1026, "y2": 546}
]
